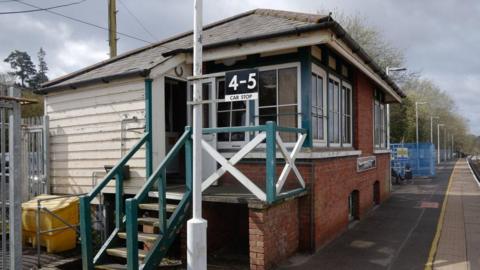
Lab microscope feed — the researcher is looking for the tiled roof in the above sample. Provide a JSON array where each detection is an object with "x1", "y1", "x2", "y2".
[
  {"x1": 41, "y1": 9, "x2": 328, "y2": 90},
  {"x1": 39, "y1": 9, "x2": 404, "y2": 98}
]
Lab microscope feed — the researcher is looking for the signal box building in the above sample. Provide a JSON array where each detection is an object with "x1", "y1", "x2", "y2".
[{"x1": 37, "y1": 9, "x2": 404, "y2": 270}]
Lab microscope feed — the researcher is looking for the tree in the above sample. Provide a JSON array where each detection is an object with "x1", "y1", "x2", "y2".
[
  {"x1": 4, "y1": 50, "x2": 37, "y2": 87},
  {"x1": 28, "y1": 48, "x2": 49, "y2": 89},
  {"x1": 329, "y1": 10, "x2": 477, "y2": 154}
]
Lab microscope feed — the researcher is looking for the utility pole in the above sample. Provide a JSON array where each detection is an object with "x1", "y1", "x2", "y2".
[
  {"x1": 108, "y1": 0, "x2": 117, "y2": 58},
  {"x1": 187, "y1": 0, "x2": 207, "y2": 270}
]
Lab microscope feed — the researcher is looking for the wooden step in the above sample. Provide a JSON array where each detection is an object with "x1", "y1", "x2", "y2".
[
  {"x1": 139, "y1": 203, "x2": 177, "y2": 212},
  {"x1": 137, "y1": 217, "x2": 161, "y2": 227},
  {"x1": 95, "y1": 264, "x2": 126, "y2": 270},
  {"x1": 106, "y1": 247, "x2": 147, "y2": 260},
  {"x1": 96, "y1": 259, "x2": 182, "y2": 269},
  {"x1": 149, "y1": 191, "x2": 184, "y2": 201},
  {"x1": 117, "y1": 232, "x2": 159, "y2": 243}
]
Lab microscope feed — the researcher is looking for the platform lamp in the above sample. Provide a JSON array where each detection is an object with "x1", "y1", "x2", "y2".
[
  {"x1": 437, "y1": 123, "x2": 444, "y2": 164},
  {"x1": 385, "y1": 66, "x2": 407, "y2": 149}
]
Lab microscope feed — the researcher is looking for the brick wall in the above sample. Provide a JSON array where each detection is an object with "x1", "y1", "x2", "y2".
[
  {"x1": 249, "y1": 199, "x2": 299, "y2": 270},
  {"x1": 312, "y1": 153, "x2": 390, "y2": 249},
  {"x1": 354, "y1": 71, "x2": 374, "y2": 155}
]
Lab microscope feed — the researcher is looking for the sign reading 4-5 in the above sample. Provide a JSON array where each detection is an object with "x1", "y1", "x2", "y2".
[{"x1": 225, "y1": 68, "x2": 259, "y2": 101}]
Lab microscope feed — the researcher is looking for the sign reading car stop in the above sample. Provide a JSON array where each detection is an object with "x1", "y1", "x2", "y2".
[{"x1": 225, "y1": 68, "x2": 259, "y2": 101}]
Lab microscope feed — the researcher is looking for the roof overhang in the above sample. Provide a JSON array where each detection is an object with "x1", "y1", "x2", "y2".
[
  {"x1": 163, "y1": 20, "x2": 404, "y2": 101},
  {"x1": 35, "y1": 68, "x2": 149, "y2": 95},
  {"x1": 329, "y1": 39, "x2": 402, "y2": 103}
]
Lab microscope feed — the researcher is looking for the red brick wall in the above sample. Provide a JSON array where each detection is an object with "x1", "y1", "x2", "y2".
[
  {"x1": 354, "y1": 71, "x2": 374, "y2": 155},
  {"x1": 249, "y1": 199, "x2": 299, "y2": 270},
  {"x1": 312, "y1": 154, "x2": 390, "y2": 249}
]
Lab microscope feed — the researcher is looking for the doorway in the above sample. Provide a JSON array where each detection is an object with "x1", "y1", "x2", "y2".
[
  {"x1": 164, "y1": 77, "x2": 187, "y2": 183},
  {"x1": 373, "y1": 181, "x2": 380, "y2": 205},
  {"x1": 348, "y1": 190, "x2": 359, "y2": 222}
]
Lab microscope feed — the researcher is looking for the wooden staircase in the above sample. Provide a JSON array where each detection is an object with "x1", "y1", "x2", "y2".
[
  {"x1": 95, "y1": 199, "x2": 184, "y2": 269},
  {"x1": 80, "y1": 128, "x2": 193, "y2": 270}
]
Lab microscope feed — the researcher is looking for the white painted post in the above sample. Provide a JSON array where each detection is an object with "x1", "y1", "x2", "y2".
[
  {"x1": 437, "y1": 124, "x2": 442, "y2": 164},
  {"x1": 187, "y1": 0, "x2": 207, "y2": 269}
]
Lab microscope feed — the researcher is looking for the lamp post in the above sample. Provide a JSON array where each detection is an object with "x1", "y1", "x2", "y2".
[
  {"x1": 437, "y1": 123, "x2": 444, "y2": 164},
  {"x1": 187, "y1": 0, "x2": 207, "y2": 269}
]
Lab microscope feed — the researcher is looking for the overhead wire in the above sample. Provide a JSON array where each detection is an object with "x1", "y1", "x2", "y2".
[
  {"x1": 0, "y1": 0, "x2": 86, "y2": 15},
  {"x1": 117, "y1": 0, "x2": 157, "y2": 42},
  {"x1": 13, "y1": 0, "x2": 156, "y2": 45}
]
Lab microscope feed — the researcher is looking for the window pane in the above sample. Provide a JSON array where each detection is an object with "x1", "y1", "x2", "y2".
[
  {"x1": 231, "y1": 110, "x2": 246, "y2": 141},
  {"x1": 217, "y1": 80, "x2": 225, "y2": 99},
  {"x1": 278, "y1": 67, "x2": 297, "y2": 105},
  {"x1": 232, "y1": 101, "x2": 246, "y2": 110},
  {"x1": 318, "y1": 117, "x2": 324, "y2": 140},
  {"x1": 217, "y1": 111, "x2": 230, "y2": 141},
  {"x1": 218, "y1": 102, "x2": 230, "y2": 111},
  {"x1": 312, "y1": 112, "x2": 318, "y2": 140},
  {"x1": 259, "y1": 107, "x2": 276, "y2": 125},
  {"x1": 279, "y1": 106, "x2": 297, "y2": 142},
  {"x1": 311, "y1": 74, "x2": 317, "y2": 107},
  {"x1": 317, "y1": 77, "x2": 323, "y2": 112},
  {"x1": 259, "y1": 70, "x2": 277, "y2": 107},
  {"x1": 328, "y1": 80, "x2": 334, "y2": 143}
]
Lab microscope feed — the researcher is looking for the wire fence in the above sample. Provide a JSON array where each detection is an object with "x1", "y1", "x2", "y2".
[{"x1": 391, "y1": 143, "x2": 436, "y2": 177}]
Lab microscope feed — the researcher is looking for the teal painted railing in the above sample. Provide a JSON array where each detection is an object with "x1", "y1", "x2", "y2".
[
  {"x1": 80, "y1": 122, "x2": 306, "y2": 269},
  {"x1": 202, "y1": 121, "x2": 307, "y2": 204},
  {"x1": 80, "y1": 133, "x2": 149, "y2": 270},
  {"x1": 125, "y1": 127, "x2": 193, "y2": 270}
]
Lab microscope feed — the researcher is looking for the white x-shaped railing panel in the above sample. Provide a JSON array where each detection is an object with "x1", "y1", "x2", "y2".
[
  {"x1": 275, "y1": 133, "x2": 307, "y2": 193},
  {"x1": 201, "y1": 135, "x2": 267, "y2": 201},
  {"x1": 201, "y1": 130, "x2": 307, "y2": 202}
]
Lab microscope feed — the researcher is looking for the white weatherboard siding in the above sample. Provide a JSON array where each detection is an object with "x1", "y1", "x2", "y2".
[{"x1": 46, "y1": 79, "x2": 148, "y2": 195}]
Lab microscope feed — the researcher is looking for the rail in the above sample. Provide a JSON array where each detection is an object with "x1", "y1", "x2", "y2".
[
  {"x1": 80, "y1": 132, "x2": 149, "y2": 269},
  {"x1": 124, "y1": 127, "x2": 193, "y2": 269},
  {"x1": 201, "y1": 121, "x2": 308, "y2": 203}
]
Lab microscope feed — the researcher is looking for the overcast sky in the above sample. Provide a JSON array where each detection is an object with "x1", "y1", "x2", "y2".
[{"x1": 0, "y1": 0, "x2": 479, "y2": 134}]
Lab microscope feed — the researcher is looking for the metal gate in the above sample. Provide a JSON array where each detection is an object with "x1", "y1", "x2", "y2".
[
  {"x1": 22, "y1": 116, "x2": 49, "y2": 198},
  {"x1": 0, "y1": 86, "x2": 23, "y2": 269}
]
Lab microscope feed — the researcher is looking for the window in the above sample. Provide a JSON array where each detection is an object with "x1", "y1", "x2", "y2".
[
  {"x1": 216, "y1": 79, "x2": 247, "y2": 147},
  {"x1": 327, "y1": 75, "x2": 352, "y2": 147},
  {"x1": 341, "y1": 82, "x2": 352, "y2": 146},
  {"x1": 328, "y1": 76, "x2": 340, "y2": 145},
  {"x1": 374, "y1": 90, "x2": 387, "y2": 149},
  {"x1": 311, "y1": 66, "x2": 327, "y2": 143},
  {"x1": 256, "y1": 65, "x2": 299, "y2": 142}
]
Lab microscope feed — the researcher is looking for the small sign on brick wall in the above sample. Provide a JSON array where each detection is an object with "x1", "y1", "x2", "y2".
[{"x1": 357, "y1": 156, "x2": 376, "y2": 172}]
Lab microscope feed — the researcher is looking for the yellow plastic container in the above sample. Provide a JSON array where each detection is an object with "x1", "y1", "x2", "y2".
[{"x1": 22, "y1": 194, "x2": 79, "y2": 253}]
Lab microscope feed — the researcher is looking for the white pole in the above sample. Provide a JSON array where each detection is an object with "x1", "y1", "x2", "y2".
[
  {"x1": 187, "y1": 0, "x2": 207, "y2": 269},
  {"x1": 437, "y1": 124, "x2": 441, "y2": 164},
  {"x1": 430, "y1": 116, "x2": 433, "y2": 144},
  {"x1": 415, "y1": 102, "x2": 419, "y2": 147},
  {"x1": 415, "y1": 102, "x2": 420, "y2": 171},
  {"x1": 444, "y1": 128, "x2": 447, "y2": 161}
]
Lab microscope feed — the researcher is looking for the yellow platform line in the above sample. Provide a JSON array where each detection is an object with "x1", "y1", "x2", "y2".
[{"x1": 424, "y1": 162, "x2": 457, "y2": 270}]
